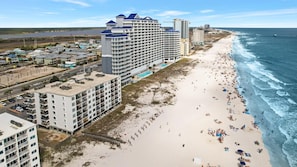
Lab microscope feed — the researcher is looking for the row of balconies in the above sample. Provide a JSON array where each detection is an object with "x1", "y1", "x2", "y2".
[
  {"x1": 41, "y1": 120, "x2": 50, "y2": 127},
  {"x1": 4, "y1": 144, "x2": 16, "y2": 155}
]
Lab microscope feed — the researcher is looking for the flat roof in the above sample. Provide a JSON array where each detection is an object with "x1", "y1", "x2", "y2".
[
  {"x1": 36, "y1": 71, "x2": 119, "y2": 97},
  {"x1": 0, "y1": 112, "x2": 35, "y2": 140}
]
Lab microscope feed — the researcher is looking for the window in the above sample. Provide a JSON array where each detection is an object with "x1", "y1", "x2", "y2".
[
  {"x1": 30, "y1": 135, "x2": 35, "y2": 140},
  {"x1": 32, "y1": 149, "x2": 37, "y2": 154},
  {"x1": 31, "y1": 142, "x2": 36, "y2": 147},
  {"x1": 29, "y1": 128, "x2": 35, "y2": 132},
  {"x1": 0, "y1": 150, "x2": 3, "y2": 155}
]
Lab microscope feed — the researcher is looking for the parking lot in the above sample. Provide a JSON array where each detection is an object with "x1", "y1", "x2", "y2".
[{"x1": 0, "y1": 94, "x2": 27, "y2": 119}]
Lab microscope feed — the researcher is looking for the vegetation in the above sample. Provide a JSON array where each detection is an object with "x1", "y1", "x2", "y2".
[{"x1": 50, "y1": 76, "x2": 59, "y2": 83}]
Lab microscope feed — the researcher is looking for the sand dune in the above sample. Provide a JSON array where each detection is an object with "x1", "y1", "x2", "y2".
[{"x1": 63, "y1": 34, "x2": 271, "y2": 167}]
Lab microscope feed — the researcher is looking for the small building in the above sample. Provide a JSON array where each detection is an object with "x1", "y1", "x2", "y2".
[
  {"x1": 192, "y1": 28, "x2": 205, "y2": 46},
  {"x1": 43, "y1": 54, "x2": 60, "y2": 66},
  {"x1": 0, "y1": 112, "x2": 41, "y2": 167}
]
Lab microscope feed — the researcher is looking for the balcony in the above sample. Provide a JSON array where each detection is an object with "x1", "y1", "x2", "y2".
[
  {"x1": 42, "y1": 119, "x2": 49, "y2": 124},
  {"x1": 4, "y1": 146, "x2": 16, "y2": 155},
  {"x1": 26, "y1": 104, "x2": 35, "y2": 109},
  {"x1": 41, "y1": 110, "x2": 49, "y2": 115},
  {"x1": 18, "y1": 141, "x2": 28, "y2": 150},
  {"x1": 40, "y1": 99, "x2": 47, "y2": 104},
  {"x1": 27, "y1": 115, "x2": 36, "y2": 121},
  {"x1": 23, "y1": 99, "x2": 34, "y2": 104},
  {"x1": 39, "y1": 93, "x2": 47, "y2": 99},
  {"x1": 41, "y1": 115, "x2": 49, "y2": 120},
  {"x1": 17, "y1": 134, "x2": 27, "y2": 141},
  {"x1": 20, "y1": 155, "x2": 30, "y2": 165},
  {"x1": 4, "y1": 139, "x2": 16, "y2": 147},
  {"x1": 6, "y1": 155, "x2": 18, "y2": 164},
  {"x1": 26, "y1": 109, "x2": 36, "y2": 115},
  {"x1": 40, "y1": 104, "x2": 48, "y2": 109},
  {"x1": 76, "y1": 99, "x2": 81, "y2": 104}
]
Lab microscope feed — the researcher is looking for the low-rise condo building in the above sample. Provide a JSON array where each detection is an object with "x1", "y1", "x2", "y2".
[
  {"x1": 0, "y1": 113, "x2": 40, "y2": 167},
  {"x1": 24, "y1": 71, "x2": 121, "y2": 134}
]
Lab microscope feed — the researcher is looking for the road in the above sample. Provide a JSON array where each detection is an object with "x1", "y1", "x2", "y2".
[
  {"x1": 0, "y1": 61, "x2": 101, "y2": 117},
  {"x1": 0, "y1": 61, "x2": 101, "y2": 101}
]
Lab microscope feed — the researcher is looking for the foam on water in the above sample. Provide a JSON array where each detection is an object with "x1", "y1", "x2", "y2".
[
  {"x1": 277, "y1": 90, "x2": 290, "y2": 97},
  {"x1": 231, "y1": 28, "x2": 297, "y2": 167},
  {"x1": 287, "y1": 98, "x2": 297, "y2": 105}
]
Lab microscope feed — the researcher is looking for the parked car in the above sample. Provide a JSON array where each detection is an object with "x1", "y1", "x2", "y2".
[
  {"x1": 0, "y1": 101, "x2": 6, "y2": 106},
  {"x1": 16, "y1": 95, "x2": 23, "y2": 100},
  {"x1": 16, "y1": 106, "x2": 24, "y2": 112},
  {"x1": 8, "y1": 98, "x2": 16, "y2": 103}
]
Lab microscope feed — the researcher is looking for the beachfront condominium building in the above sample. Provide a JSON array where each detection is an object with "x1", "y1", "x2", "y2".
[
  {"x1": 101, "y1": 13, "x2": 164, "y2": 85},
  {"x1": 173, "y1": 18, "x2": 190, "y2": 56},
  {"x1": 163, "y1": 29, "x2": 181, "y2": 62},
  {"x1": 192, "y1": 28, "x2": 205, "y2": 46},
  {"x1": 0, "y1": 113, "x2": 40, "y2": 167},
  {"x1": 24, "y1": 71, "x2": 121, "y2": 134}
]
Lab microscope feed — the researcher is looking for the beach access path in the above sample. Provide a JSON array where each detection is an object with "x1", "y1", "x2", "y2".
[{"x1": 58, "y1": 34, "x2": 271, "y2": 167}]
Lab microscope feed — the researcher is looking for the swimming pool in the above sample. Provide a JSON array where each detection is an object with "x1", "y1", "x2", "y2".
[
  {"x1": 161, "y1": 63, "x2": 168, "y2": 68},
  {"x1": 137, "y1": 70, "x2": 152, "y2": 79}
]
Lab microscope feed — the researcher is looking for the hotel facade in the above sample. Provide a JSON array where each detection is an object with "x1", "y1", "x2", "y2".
[
  {"x1": 0, "y1": 113, "x2": 40, "y2": 167},
  {"x1": 163, "y1": 29, "x2": 181, "y2": 62},
  {"x1": 25, "y1": 71, "x2": 121, "y2": 134},
  {"x1": 101, "y1": 13, "x2": 180, "y2": 85},
  {"x1": 173, "y1": 18, "x2": 190, "y2": 56}
]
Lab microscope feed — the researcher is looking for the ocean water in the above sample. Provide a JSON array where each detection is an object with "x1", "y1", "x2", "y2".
[{"x1": 224, "y1": 28, "x2": 297, "y2": 167}]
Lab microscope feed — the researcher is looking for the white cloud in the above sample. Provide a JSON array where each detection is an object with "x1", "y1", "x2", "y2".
[
  {"x1": 200, "y1": 9, "x2": 214, "y2": 14},
  {"x1": 156, "y1": 10, "x2": 190, "y2": 17},
  {"x1": 53, "y1": 0, "x2": 90, "y2": 7}
]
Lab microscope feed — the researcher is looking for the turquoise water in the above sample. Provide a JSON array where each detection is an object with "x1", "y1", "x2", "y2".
[
  {"x1": 224, "y1": 28, "x2": 297, "y2": 167},
  {"x1": 137, "y1": 70, "x2": 152, "y2": 78},
  {"x1": 161, "y1": 63, "x2": 168, "y2": 68}
]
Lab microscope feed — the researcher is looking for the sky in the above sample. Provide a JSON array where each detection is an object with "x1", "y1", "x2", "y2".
[{"x1": 1, "y1": 0, "x2": 297, "y2": 28}]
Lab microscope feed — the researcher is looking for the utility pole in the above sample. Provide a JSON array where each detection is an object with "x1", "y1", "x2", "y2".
[{"x1": 23, "y1": 39, "x2": 26, "y2": 47}]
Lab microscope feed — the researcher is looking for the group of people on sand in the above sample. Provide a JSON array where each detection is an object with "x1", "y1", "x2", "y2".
[{"x1": 207, "y1": 128, "x2": 227, "y2": 143}]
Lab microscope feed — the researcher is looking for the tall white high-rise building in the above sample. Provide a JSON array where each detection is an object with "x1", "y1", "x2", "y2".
[
  {"x1": 25, "y1": 71, "x2": 121, "y2": 134},
  {"x1": 0, "y1": 113, "x2": 40, "y2": 167},
  {"x1": 173, "y1": 18, "x2": 190, "y2": 56},
  {"x1": 163, "y1": 29, "x2": 181, "y2": 62},
  {"x1": 173, "y1": 19, "x2": 189, "y2": 39},
  {"x1": 192, "y1": 28, "x2": 204, "y2": 46},
  {"x1": 101, "y1": 13, "x2": 164, "y2": 85}
]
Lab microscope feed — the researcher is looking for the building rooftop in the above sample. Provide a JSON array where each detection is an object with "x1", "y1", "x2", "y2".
[
  {"x1": 106, "y1": 20, "x2": 116, "y2": 24},
  {"x1": 0, "y1": 112, "x2": 35, "y2": 140},
  {"x1": 36, "y1": 71, "x2": 119, "y2": 97}
]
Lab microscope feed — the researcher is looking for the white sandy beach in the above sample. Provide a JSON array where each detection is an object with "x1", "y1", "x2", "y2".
[{"x1": 57, "y1": 35, "x2": 271, "y2": 167}]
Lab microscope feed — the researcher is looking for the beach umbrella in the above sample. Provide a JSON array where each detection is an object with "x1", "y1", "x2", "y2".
[
  {"x1": 237, "y1": 149, "x2": 244, "y2": 154},
  {"x1": 240, "y1": 161, "x2": 246, "y2": 166}
]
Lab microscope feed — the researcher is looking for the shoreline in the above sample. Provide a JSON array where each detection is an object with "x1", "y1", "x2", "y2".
[{"x1": 45, "y1": 34, "x2": 271, "y2": 167}]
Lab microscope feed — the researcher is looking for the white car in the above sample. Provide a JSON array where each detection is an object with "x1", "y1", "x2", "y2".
[
  {"x1": 16, "y1": 106, "x2": 24, "y2": 112},
  {"x1": 0, "y1": 102, "x2": 7, "y2": 106},
  {"x1": 16, "y1": 95, "x2": 23, "y2": 100}
]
